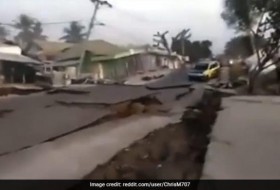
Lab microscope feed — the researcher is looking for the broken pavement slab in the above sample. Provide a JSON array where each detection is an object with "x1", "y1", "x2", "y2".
[
  {"x1": 146, "y1": 67, "x2": 193, "y2": 90},
  {"x1": 0, "y1": 115, "x2": 175, "y2": 179},
  {"x1": 0, "y1": 103, "x2": 110, "y2": 155},
  {"x1": 0, "y1": 82, "x2": 218, "y2": 183},
  {"x1": 0, "y1": 85, "x2": 155, "y2": 155},
  {"x1": 0, "y1": 84, "x2": 195, "y2": 156},
  {"x1": 55, "y1": 85, "x2": 157, "y2": 105},
  {"x1": 0, "y1": 84, "x2": 44, "y2": 96},
  {"x1": 204, "y1": 85, "x2": 237, "y2": 97},
  {"x1": 202, "y1": 96, "x2": 280, "y2": 179}
]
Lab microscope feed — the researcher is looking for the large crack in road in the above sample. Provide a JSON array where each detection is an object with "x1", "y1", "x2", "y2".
[{"x1": 71, "y1": 89, "x2": 221, "y2": 189}]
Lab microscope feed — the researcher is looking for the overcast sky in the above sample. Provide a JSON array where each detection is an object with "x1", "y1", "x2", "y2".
[{"x1": 0, "y1": 0, "x2": 235, "y2": 54}]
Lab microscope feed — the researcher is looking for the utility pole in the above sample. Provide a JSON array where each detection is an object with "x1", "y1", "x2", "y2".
[
  {"x1": 153, "y1": 31, "x2": 171, "y2": 54},
  {"x1": 153, "y1": 31, "x2": 178, "y2": 69},
  {"x1": 174, "y1": 29, "x2": 191, "y2": 56},
  {"x1": 86, "y1": 0, "x2": 112, "y2": 40}
]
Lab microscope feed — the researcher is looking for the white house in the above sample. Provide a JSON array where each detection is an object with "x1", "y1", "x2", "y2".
[
  {"x1": 0, "y1": 43, "x2": 22, "y2": 55},
  {"x1": 0, "y1": 42, "x2": 41, "y2": 84}
]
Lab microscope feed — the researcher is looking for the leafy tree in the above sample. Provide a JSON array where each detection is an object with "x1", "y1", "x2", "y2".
[
  {"x1": 221, "y1": 0, "x2": 259, "y2": 31},
  {"x1": 60, "y1": 21, "x2": 86, "y2": 43},
  {"x1": 201, "y1": 40, "x2": 213, "y2": 58},
  {"x1": 0, "y1": 25, "x2": 9, "y2": 41},
  {"x1": 14, "y1": 14, "x2": 47, "y2": 52},
  {"x1": 221, "y1": 0, "x2": 260, "y2": 53},
  {"x1": 171, "y1": 39, "x2": 213, "y2": 62},
  {"x1": 33, "y1": 22, "x2": 47, "y2": 40},
  {"x1": 221, "y1": 0, "x2": 280, "y2": 93},
  {"x1": 224, "y1": 35, "x2": 265, "y2": 58}
]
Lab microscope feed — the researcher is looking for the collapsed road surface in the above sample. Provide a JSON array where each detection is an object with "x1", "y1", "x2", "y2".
[
  {"x1": 0, "y1": 115, "x2": 175, "y2": 180},
  {"x1": 0, "y1": 85, "x2": 160, "y2": 155},
  {"x1": 0, "y1": 83, "x2": 200, "y2": 179},
  {"x1": 0, "y1": 83, "x2": 223, "y2": 190},
  {"x1": 76, "y1": 90, "x2": 221, "y2": 182}
]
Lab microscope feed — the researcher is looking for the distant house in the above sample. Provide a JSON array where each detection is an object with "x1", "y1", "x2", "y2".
[
  {"x1": 85, "y1": 47, "x2": 183, "y2": 81},
  {"x1": 56, "y1": 40, "x2": 126, "y2": 62},
  {"x1": 28, "y1": 40, "x2": 73, "y2": 62},
  {"x1": 53, "y1": 40, "x2": 127, "y2": 79},
  {"x1": 52, "y1": 40, "x2": 183, "y2": 82},
  {"x1": 0, "y1": 42, "x2": 42, "y2": 84},
  {"x1": 0, "y1": 41, "x2": 22, "y2": 55}
]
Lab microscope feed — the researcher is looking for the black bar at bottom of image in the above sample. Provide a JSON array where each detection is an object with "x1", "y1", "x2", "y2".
[{"x1": 0, "y1": 180, "x2": 280, "y2": 190}]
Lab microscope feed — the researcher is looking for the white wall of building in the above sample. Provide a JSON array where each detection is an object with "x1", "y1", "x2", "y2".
[{"x1": 0, "y1": 46, "x2": 22, "y2": 55}]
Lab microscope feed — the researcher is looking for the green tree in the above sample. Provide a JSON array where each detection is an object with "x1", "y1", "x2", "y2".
[
  {"x1": 224, "y1": 35, "x2": 265, "y2": 58},
  {"x1": 60, "y1": 21, "x2": 86, "y2": 43},
  {"x1": 201, "y1": 40, "x2": 213, "y2": 58},
  {"x1": 221, "y1": 0, "x2": 260, "y2": 53},
  {"x1": 222, "y1": 0, "x2": 280, "y2": 93},
  {"x1": 171, "y1": 39, "x2": 212, "y2": 62},
  {"x1": 0, "y1": 25, "x2": 9, "y2": 41},
  {"x1": 33, "y1": 22, "x2": 47, "y2": 40},
  {"x1": 14, "y1": 14, "x2": 47, "y2": 52},
  {"x1": 221, "y1": 0, "x2": 259, "y2": 31}
]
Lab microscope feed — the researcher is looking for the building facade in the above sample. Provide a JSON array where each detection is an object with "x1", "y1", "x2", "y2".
[{"x1": 82, "y1": 48, "x2": 183, "y2": 81}]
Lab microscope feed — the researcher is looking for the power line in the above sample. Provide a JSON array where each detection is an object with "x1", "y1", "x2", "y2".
[
  {"x1": 86, "y1": 0, "x2": 112, "y2": 40},
  {"x1": 41, "y1": 20, "x2": 86, "y2": 25},
  {"x1": 112, "y1": 6, "x2": 160, "y2": 25},
  {"x1": 104, "y1": 24, "x2": 146, "y2": 42},
  {"x1": 0, "y1": 19, "x2": 88, "y2": 27}
]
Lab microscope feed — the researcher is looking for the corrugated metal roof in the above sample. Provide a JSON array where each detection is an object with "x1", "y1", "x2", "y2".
[
  {"x1": 56, "y1": 40, "x2": 127, "y2": 61},
  {"x1": 53, "y1": 60, "x2": 79, "y2": 67},
  {"x1": 0, "y1": 43, "x2": 12, "y2": 47},
  {"x1": 0, "y1": 52, "x2": 41, "y2": 65},
  {"x1": 33, "y1": 40, "x2": 73, "y2": 56},
  {"x1": 91, "y1": 48, "x2": 178, "y2": 62}
]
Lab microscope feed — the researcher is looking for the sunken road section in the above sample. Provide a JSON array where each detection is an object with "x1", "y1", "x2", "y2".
[{"x1": 70, "y1": 89, "x2": 221, "y2": 188}]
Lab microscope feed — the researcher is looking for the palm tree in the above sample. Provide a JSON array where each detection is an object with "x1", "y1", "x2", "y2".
[
  {"x1": 0, "y1": 25, "x2": 9, "y2": 41},
  {"x1": 14, "y1": 14, "x2": 35, "y2": 52},
  {"x1": 60, "y1": 21, "x2": 86, "y2": 43},
  {"x1": 14, "y1": 14, "x2": 47, "y2": 52},
  {"x1": 33, "y1": 22, "x2": 47, "y2": 40},
  {"x1": 14, "y1": 14, "x2": 34, "y2": 44}
]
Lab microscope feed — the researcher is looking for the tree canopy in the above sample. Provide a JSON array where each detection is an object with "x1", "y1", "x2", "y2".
[
  {"x1": 171, "y1": 38, "x2": 213, "y2": 62},
  {"x1": 222, "y1": 0, "x2": 280, "y2": 93},
  {"x1": 221, "y1": 0, "x2": 259, "y2": 32},
  {"x1": 224, "y1": 35, "x2": 265, "y2": 58},
  {"x1": 60, "y1": 21, "x2": 86, "y2": 43},
  {"x1": 0, "y1": 25, "x2": 9, "y2": 41},
  {"x1": 33, "y1": 22, "x2": 47, "y2": 40},
  {"x1": 14, "y1": 14, "x2": 47, "y2": 52}
]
